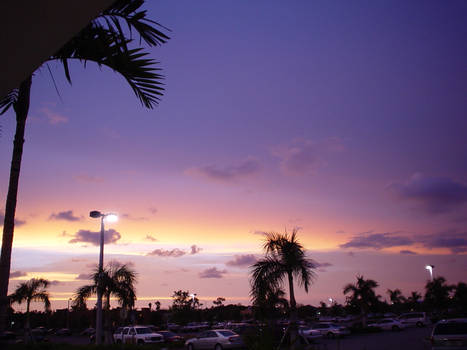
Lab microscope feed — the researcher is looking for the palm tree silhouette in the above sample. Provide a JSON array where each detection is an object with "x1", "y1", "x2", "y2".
[
  {"x1": 74, "y1": 261, "x2": 137, "y2": 343},
  {"x1": 407, "y1": 291, "x2": 422, "y2": 311},
  {"x1": 0, "y1": 0, "x2": 169, "y2": 330},
  {"x1": 343, "y1": 275, "x2": 379, "y2": 327},
  {"x1": 250, "y1": 229, "x2": 316, "y2": 348},
  {"x1": 9, "y1": 278, "x2": 50, "y2": 341},
  {"x1": 424, "y1": 276, "x2": 453, "y2": 312}
]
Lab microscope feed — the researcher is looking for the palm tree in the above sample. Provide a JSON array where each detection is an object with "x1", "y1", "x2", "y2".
[
  {"x1": 387, "y1": 288, "x2": 405, "y2": 305},
  {"x1": 424, "y1": 276, "x2": 453, "y2": 312},
  {"x1": 0, "y1": 0, "x2": 169, "y2": 330},
  {"x1": 406, "y1": 291, "x2": 422, "y2": 311},
  {"x1": 9, "y1": 278, "x2": 50, "y2": 339},
  {"x1": 343, "y1": 275, "x2": 379, "y2": 327},
  {"x1": 250, "y1": 229, "x2": 316, "y2": 348},
  {"x1": 74, "y1": 261, "x2": 137, "y2": 343}
]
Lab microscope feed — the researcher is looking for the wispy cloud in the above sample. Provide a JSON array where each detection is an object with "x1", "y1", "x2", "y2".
[
  {"x1": 75, "y1": 273, "x2": 93, "y2": 280},
  {"x1": 272, "y1": 138, "x2": 343, "y2": 176},
  {"x1": 39, "y1": 107, "x2": 68, "y2": 125},
  {"x1": 145, "y1": 235, "x2": 158, "y2": 242},
  {"x1": 340, "y1": 232, "x2": 413, "y2": 250},
  {"x1": 0, "y1": 211, "x2": 26, "y2": 227},
  {"x1": 121, "y1": 213, "x2": 148, "y2": 221},
  {"x1": 10, "y1": 271, "x2": 27, "y2": 278},
  {"x1": 147, "y1": 248, "x2": 186, "y2": 257},
  {"x1": 226, "y1": 254, "x2": 257, "y2": 267},
  {"x1": 190, "y1": 245, "x2": 202, "y2": 255},
  {"x1": 186, "y1": 157, "x2": 261, "y2": 183},
  {"x1": 400, "y1": 250, "x2": 417, "y2": 255},
  {"x1": 68, "y1": 229, "x2": 121, "y2": 246},
  {"x1": 199, "y1": 267, "x2": 227, "y2": 279},
  {"x1": 388, "y1": 173, "x2": 467, "y2": 214},
  {"x1": 49, "y1": 210, "x2": 81, "y2": 222},
  {"x1": 419, "y1": 230, "x2": 467, "y2": 254}
]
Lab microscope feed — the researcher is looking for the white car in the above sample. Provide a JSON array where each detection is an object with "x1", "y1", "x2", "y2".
[
  {"x1": 430, "y1": 318, "x2": 467, "y2": 350},
  {"x1": 114, "y1": 326, "x2": 163, "y2": 344},
  {"x1": 185, "y1": 329, "x2": 244, "y2": 350},
  {"x1": 310, "y1": 323, "x2": 350, "y2": 338},
  {"x1": 368, "y1": 318, "x2": 405, "y2": 331},
  {"x1": 398, "y1": 312, "x2": 430, "y2": 327},
  {"x1": 298, "y1": 326, "x2": 322, "y2": 341}
]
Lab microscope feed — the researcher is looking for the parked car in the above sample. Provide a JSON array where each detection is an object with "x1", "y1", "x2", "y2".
[
  {"x1": 430, "y1": 318, "x2": 467, "y2": 349},
  {"x1": 298, "y1": 326, "x2": 322, "y2": 341},
  {"x1": 185, "y1": 329, "x2": 244, "y2": 350},
  {"x1": 368, "y1": 318, "x2": 405, "y2": 331},
  {"x1": 310, "y1": 323, "x2": 350, "y2": 338},
  {"x1": 398, "y1": 312, "x2": 429, "y2": 327},
  {"x1": 55, "y1": 328, "x2": 72, "y2": 336},
  {"x1": 80, "y1": 327, "x2": 95, "y2": 336},
  {"x1": 114, "y1": 326, "x2": 163, "y2": 344},
  {"x1": 157, "y1": 330, "x2": 183, "y2": 343}
]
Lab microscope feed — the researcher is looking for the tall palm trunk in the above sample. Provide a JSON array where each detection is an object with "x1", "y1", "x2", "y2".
[
  {"x1": 0, "y1": 76, "x2": 32, "y2": 331},
  {"x1": 287, "y1": 272, "x2": 298, "y2": 349}
]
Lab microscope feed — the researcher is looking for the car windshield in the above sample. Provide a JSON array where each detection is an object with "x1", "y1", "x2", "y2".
[
  {"x1": 136, "y1": 328, "x2": 152, "y2": 334},
  {"x1": 219, "y1": 331, "x2": 236, "y2": 337},
  {"x1": 434, "y1": 323, "x2": 467, "y2": 335}
]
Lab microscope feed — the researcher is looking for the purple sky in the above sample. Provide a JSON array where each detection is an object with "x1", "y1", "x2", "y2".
[{"x1": 1, "y1": 0, "x2": 467, "y2": 310}]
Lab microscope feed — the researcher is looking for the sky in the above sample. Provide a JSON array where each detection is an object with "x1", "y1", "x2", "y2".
[{"x1": 1, "y1": 0, "x2": 467, "y2": 311}]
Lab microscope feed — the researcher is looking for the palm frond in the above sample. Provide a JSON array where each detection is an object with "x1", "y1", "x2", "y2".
[
  {"x1": 52, "y1": 26, "x2": 164, "y2": 108},
  {"x1": 0, "y1": 89, "x2": 19, "y2": 115},
  {"x1": 31, "y1": 292, "x2": 51, "y2": 311},
  {"x1": 100, "y1": 0, "x2": 170, "y2": 48}
]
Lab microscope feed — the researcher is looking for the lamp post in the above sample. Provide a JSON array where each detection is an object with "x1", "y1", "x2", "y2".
[
  {"x1": 425, "y1": 265, "x2": 434, "y2": 281},
  {"x1": 90, "y1": 211, "x2": 118, "y2": 345}
]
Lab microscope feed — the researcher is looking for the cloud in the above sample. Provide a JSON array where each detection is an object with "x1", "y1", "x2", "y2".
[
  {"x1": 39, "y1": 107, "x2": 68, "y2": 125},
  {"x1": 272, "y1": 138, "x2": 343, "y2": 176},
  {"x1": 10, "y1": 271, "x2": 27, "y2": 278},
  {"x1": 186, "y1": 157, "x2": 261, "y2": 182},
  {"x1": 389, "y1": 173, "x2": 467, "y2": 214},
  {"x1": 190, "y1": 245, "x2": 202, "y2": 255},
  {"x1": 75, "y1": 273, "x2": 93, "y2": 280},
  {"x1": 315, "y1": 262, "x2": 333, "y2": 268},
  {"x1": 252, "y1": 230, "x2": 267, "y2": 236},
  {"x1": 145, "y1": 235, "x2": 158, "y2": 242},
  {"x1": 226, "y1": 254, "x2": 257, "y2": 267},
  {"x1": 68, "y1": 229, "x2": 121, "y2": 246},
  {"x1": 400, "y1": 250, "x2": 417, "y2": 255},
  {"x1": 420, "y1": 230, "x2": 467, "y2": 254},
  {"x1": 73, "y1": 174, "x2": 104, "y2": 183},
  {"x1": 336, "y1": 230, "x2": 345, "y2": 234},
  {"x1": 121, "y1": 213, "x2": 148, "y2": 221},
  {"x1": 340, "y1": 232, "x2": 413, "y2": 250},
  {"x1": 49, "y1": 280, "x2": 61, "y2": 286},
  {"x1": 0, "y1": 211, "x2": 26, "y2": 227},
  {"x1": 49, "y1": 210, "x2": 81, "y2": 222},
  {"x1": 147, "y1": 248, "x2": 186, "y2": 257},
  {"x1": 399, "y1": 249, "x2": 417, "y2": 255},
  {"x1": 199, "y1": 267, "x2": 227, "y2": 279}
]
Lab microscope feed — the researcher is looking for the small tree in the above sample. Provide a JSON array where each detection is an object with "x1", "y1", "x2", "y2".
[
  {"x1": 343, "y1": 275, "x2": 379, "y2": 327},
  {"x1": 213, "y1": 297, "x2": 226, "y2": 307},
  {"x1": 9, "y1": 278, "x2": 50, "y2": 341}
]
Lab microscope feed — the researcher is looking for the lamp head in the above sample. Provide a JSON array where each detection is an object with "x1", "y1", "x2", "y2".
[
  {"x1": 104, "y1": 214, "x2": 118, "y2": 223},
  {"x1": 90, "y1": 211, "x2": 102, "y2": 218}
]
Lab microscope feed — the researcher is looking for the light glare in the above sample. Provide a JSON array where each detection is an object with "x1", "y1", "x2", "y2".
[{"x1": 105, "y1": 214, "x2": 118, "y2": 223}]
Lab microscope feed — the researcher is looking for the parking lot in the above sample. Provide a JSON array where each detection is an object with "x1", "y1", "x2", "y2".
[
  {"x1": 41, "y1": 326, "x2": 434, "y2": 350},
  {"x1": 310, "y1": 326, "x2": 432, "y2": 350}
]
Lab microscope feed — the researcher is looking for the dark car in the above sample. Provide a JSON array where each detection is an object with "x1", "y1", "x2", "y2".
[
  {"x1": 0, "y1": 331, "x2": 17, "y2": 341},
  {"x1": 55, "y1": 328, "x2": 72, "y2": 336},
  {"x1": 158, "y1": 330, "x2": 183, "y2": 343}
]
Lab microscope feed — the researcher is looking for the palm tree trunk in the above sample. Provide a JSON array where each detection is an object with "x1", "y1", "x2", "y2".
[
  {"x1": 26, "y1": 299, "x2": 31, "y2": 343},
  {"x1": 287, "y1": 272, "x2": 298, "y2": 349},
  {"x1": 0, "y1": 76, "x2": 32, "y2": 331}
]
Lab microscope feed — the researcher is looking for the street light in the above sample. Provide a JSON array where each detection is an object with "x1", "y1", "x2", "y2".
[
  {"x1": 425, "y1": 265, "x2": 434, "y2": 281},
  {"x1": 90, "y1": 211, "x2": 118, "y2": 345}
]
